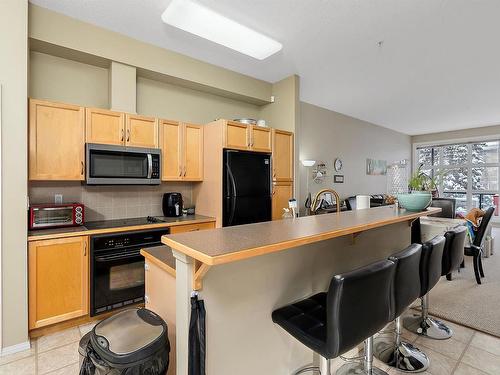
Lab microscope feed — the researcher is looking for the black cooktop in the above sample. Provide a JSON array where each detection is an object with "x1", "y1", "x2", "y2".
[{"x1": 84, "y1": 216, "x2": 165, "y2": 230}]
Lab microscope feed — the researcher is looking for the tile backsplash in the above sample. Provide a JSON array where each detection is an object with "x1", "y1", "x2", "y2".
[{"x1": 29, "y1": 182, "x2": 194, "y2": 222}]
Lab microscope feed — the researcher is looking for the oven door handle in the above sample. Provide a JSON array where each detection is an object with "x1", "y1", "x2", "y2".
[
  {"x1": 95, "y1": 251, "x2": 142, "y2": 262},
  {"x1": 147, "y1": 154, "x2": 153, "y2": 179}
]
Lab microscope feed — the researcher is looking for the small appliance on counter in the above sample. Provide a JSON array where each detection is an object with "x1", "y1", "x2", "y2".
[
  {"x1": 29, "y1": 203, "x2": 84, "y2": 230},
  {"x1": 162, "y1": 193, "x2": 183, "y2": 217}
]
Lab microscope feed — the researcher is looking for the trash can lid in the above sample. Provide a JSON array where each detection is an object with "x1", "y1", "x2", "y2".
[{"x1": 91, "y1": 308, "x2": 168, "y2": 365}]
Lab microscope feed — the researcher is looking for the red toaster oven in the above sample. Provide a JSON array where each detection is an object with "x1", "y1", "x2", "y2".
[{"x1": 29, "y1": 203, "x2": 84, "y2": 230}]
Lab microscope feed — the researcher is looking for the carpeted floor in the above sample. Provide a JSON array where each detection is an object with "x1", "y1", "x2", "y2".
[{"x1": 425, "y1": 229, "x2": 500, "y2": 338}]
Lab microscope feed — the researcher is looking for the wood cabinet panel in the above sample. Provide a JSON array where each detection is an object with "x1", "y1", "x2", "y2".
[
  {"x1": 126, "y1": 114, "x2": 158, "y2": 148},
  {"x1": 272, "y1": 130, "x2": 294, "y2": 182},
  {"x1": 160, "y1": 120, "x2": 182, "y2": 180},
  {"x1": 86, "y1": 108, "x2": 125, "y2": 145},
  {"x1": 183, "y1": 123, "x2": 204, "y2": 181},
  {"x1": 225, "y1": 121, "x2": 249, "y2": 150},
  {"x1": 272, "y1": 182, "x2": 293, "y2": 220},
  {"x1": 29, "y1": 236, "x2": 89, "y2": 330},
  {"x1": 169, "y1": 221, "x2": 215, "y2": 234},
  {"x1": 251, "y1": 126, "x2": 272, "y2": 152},
  {"x1": 29, "y1": 99, "x2": 85, "y2": 181}
]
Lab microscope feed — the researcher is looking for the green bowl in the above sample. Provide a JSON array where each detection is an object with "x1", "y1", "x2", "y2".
[{"x1": 397, "y1": 192, "x2": 432, "y2": 211}]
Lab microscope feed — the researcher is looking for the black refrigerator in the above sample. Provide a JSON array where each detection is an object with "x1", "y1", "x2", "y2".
[{"x1": 223, "y1": 150, "x2": 272, "y2": 227}]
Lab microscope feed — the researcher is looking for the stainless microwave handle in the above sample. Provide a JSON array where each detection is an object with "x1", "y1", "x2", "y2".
[{"x1": 147, "y1": 154, "x2": 153, "y2": 179}]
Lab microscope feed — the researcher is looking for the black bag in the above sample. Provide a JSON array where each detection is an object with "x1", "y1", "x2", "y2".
[
  {"x1": 188, "y1": 294, "x2": 206, "y2": 375},
  {"x1": 79, "y1": 308, "x2": 170, "y2": 375}
]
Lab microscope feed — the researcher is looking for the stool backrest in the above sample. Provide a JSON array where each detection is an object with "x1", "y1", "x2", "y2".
[
  {"x1": 326, "y1": 259, "x2": 395, "y2": 356},
  {"x1": 430, "y1": 198, "x2": 456, "y2": 218},
  {"x1": 473, "y1": 207, "x2": 494, "y2": 247},
  {"x1": 420, "y1": 235, "x2": 446, "y2": 296},
  {"x1": 442, "y1": 226, "x2": 467, "y2": 275},
  {"x1": 389, "y1": 244, "x2": 422, "y2": 318}
]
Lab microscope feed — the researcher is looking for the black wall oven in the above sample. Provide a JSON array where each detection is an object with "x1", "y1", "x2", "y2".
[{"x1": 90, "y1": 228, "x2": 169, "y2": 316}]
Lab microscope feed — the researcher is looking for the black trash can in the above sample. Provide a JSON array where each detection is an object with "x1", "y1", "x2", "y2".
[{"x1": 79, "y1": 308, "x2": 170, "y2": 375}]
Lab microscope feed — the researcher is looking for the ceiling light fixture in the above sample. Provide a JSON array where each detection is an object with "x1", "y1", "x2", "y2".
[{"x1": 161, "y1": 0, "x2": 282, "y2": 60}]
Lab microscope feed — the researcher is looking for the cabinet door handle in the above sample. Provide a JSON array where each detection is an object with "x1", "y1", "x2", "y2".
[
  {"x1": 81, "y1": 161, "x2": 84, "y2": 175},
  {"x1": 127, "y1": 129, "x2": 130, "y2": 142},
  {"x1": 179, "y1": 168, "x2": 182, "y2": 177},
  {"x1": 121, "y1": 129, "x2": 124, "y2": 142},
  {"x1": 183, "y1": 166, "x2": 187, "y2": 177},
  {"x1": 83, "y1": 241, "x2": 87, "y2": 256}
]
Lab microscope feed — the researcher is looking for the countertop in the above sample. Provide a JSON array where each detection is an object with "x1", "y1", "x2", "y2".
[
  {"x1": 141, "y1": 246, "x2": 176, "y2": 277},
  {"x1": 161, "y1": 206, "x2": 441, "y2": 266},
  {"x1": 28, "y1": 215, "x2": 216, "y2": 241}
]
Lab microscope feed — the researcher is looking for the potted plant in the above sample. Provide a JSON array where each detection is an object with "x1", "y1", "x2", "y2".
[{"x1": 398, "y1": 164, "x2": 439, "y2": 211}]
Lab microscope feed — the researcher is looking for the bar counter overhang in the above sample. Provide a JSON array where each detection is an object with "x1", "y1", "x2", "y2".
[{"x1": 161, "y1": 205, "x2": 440, "y2": 375}]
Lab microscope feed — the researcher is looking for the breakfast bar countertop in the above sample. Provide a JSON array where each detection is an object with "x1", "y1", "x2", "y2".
[{"x1": 162, "y1": 205, "x2": 441, "y2": 266}]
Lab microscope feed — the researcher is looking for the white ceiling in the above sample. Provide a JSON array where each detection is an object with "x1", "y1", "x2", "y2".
[{"x1": 29, "y1": 0, "x2": 500, "y2": 135}]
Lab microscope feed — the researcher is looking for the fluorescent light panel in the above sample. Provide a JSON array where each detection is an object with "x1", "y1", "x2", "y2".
[{"x1": 161, "y1": 0, "x2": 282, "y2": 60}]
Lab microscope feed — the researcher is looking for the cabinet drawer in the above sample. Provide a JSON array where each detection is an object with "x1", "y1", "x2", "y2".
[{"x1": 169, "y1": 222, "x2": 215, "y2": 234}]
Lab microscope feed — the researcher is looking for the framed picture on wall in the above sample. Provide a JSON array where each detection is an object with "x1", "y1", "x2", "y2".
[
  {"x1": 334, "y1": 175, "x2": 344, "y2": 183},
  {"x1": 366, "y1": 158, "x2": 387, "y2": 175}
]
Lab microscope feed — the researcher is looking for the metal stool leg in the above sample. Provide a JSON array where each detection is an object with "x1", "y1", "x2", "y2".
[
  {"x1": 374, "y1": 317, "x2": 429, "y2": 372},
  {"x1": 337, "y1": 337, "x2": 388, "y2": 375},
  {"x1": 403, "y1": 295, "x2": 453, "y2": 340}
]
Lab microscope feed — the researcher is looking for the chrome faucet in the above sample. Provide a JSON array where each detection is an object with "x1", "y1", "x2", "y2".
[{"x1": 311, "y1": 189, "x2": 341, "y2": 214}]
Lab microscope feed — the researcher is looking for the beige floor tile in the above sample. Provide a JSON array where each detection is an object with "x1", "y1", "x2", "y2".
[
  {"x1": 415, "y1": 336, "x2": 467, "y2": 361},
  {"x1": 470, "y1": 331, "x2": 500, "y2": 357},
  {"x1": 45, "y1": 362, "x2": 80, "y2": 375},
  {"x1": 78, "y1": 321, "x2": 99, "y2": 337},
  {"x1": 37, "y1": 342, "x2": 79, "y2": 375},
  {"x1": 454, "y1": 362, "x2": 489, "y2": 375},
  {"x1": 36, "y1": 327, "x2": 80, "y2": 353},
  {"x1": 416, "y1": 346, "x2": 456, "y2": 375},
  {"x1": 461, "y1": 345, "x2": 500, "y2": 375},
  {"x1": 0, "y1": 343, "x2": 35, "y2": 365},
  {"x1": 0, "y1": 356, "x2": 36, "y2": 375}
]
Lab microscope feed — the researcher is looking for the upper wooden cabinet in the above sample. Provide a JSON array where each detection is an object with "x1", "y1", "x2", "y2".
[
  {"x1": 223, "y1": 120, "x2": 271, "y2": 152},
  {"x1": 272, "y1": 129, "x2": 294, "y2": 182},
  {"x1": 86, "y1": 108, "x2": 125, "y2": 146},
  {"x1": 125, "y1": 114, "x2": 158, "y2": 148},
  {"x1": 29, "y1": 236, "x2": 89, "y2": 329},
  {"x1": 251, "y1": 126, "x2": 272, "y2": 152},
  {"x1": 29, "y1": 99, "x2": 85, "y2": 181},
  {"x1": 224, "y1": 121, "x2": 250, "y2": 150},
  {"x1": 183, "y1": 123, "x2": 204, "y2": 181},
  {"x1": 159, "y1": 120, "x2": 203, "y2": 181},
  {"x1": 86, "y1": 109, "x2": 158, "y2": 148}
]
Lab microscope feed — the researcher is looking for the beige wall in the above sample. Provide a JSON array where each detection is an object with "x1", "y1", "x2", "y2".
[
  {"x1": 137, "y1": 77, "x2": 262, "y2": 124},
  {"x1": 298, "y1": 102, "x2": 411, "y2": 208},
  {"x1": 261, "y1": 75, "x2": 300, "y2": 132},
  {"x1": 0, "y1": 0, "x2": 29, "y2": 348},
  {"x1": 30, "y1": 51, "x2": 109, "y2": 108},
  {"x1": 412, "y1": 124, "x2": 500, "y2": 144},
  {"x1": 29, "y1": 4, "x2": 271, "y2": 105}
]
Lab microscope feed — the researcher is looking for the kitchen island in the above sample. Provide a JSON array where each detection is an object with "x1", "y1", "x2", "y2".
[{"x1": 156, "y1": 206, "x2": 440, "y2": 374}]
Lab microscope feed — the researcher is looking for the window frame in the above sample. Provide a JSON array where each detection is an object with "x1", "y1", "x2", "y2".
[{"x1": 413, "y1": 135, "x2": 500, "y2": 212}]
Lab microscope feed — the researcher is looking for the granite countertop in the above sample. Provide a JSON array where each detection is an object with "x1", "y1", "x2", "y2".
[
  {"x1": 162, "y1": 206, "x2": 441, "y2": 266},
  {"x1": 28, "y1": 214, "x2": 216, "y2": 241}
]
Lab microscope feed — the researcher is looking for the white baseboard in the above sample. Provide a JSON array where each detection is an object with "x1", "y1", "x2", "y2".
[{"x1": 1, "y1": 341, "x2": 31, "y2": 356}]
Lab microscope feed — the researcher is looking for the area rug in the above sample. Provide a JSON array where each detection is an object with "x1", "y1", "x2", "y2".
[{"x1": 425, "y1": 250, "x2": 500, "y2": 338}]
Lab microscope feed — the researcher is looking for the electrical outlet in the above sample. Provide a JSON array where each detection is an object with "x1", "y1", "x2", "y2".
[{"x1": 55, "y1": 194, "x2": 63, "y2": 204}]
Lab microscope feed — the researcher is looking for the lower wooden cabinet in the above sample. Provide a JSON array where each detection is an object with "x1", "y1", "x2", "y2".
[
  {"x1": 29, "y1": 236, "x2": 89, "y2": 330},
  {"x1": 272, "y1": 182, "x2": 294, "y2": 220}
]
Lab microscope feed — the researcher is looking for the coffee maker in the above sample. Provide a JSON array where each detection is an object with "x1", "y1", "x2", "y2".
[{"x1": 162, "y1": 193, "x2": 183, "y2": 217}]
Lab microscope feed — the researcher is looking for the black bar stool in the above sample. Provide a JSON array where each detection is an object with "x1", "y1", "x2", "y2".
[
  {"x1": 442, "y1": 226, "x2": 467, "y2": 281},
  {"x1": 272, "y1": 259, "x2": 396, "y2": 375},
  {"x1": 403, "y1": 235, "x2": 448, "y2": 339},
  {"x1": 373, "y1": 244, "x2": 430, "y2": 373}
]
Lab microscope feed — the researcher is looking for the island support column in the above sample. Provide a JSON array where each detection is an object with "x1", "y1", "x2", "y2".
[{"x1": 172, "y1": 250, "x2": 195, "y2": 375}]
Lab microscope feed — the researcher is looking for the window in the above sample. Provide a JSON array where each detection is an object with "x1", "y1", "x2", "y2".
[{"x1": 416, "y1": 141, "x2": 499, "y2": 216}]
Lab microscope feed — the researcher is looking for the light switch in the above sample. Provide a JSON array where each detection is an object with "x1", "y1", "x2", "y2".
[{"x1": 55, "y1": 194, "x2": 63, "y2": 204}]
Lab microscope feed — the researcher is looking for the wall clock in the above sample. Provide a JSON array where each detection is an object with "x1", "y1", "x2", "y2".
[{"x1": 334, "y1": 158, "x2": 343, "y2": 172}]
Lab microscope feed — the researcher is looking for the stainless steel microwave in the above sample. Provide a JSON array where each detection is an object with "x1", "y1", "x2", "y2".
[{"x1": 86, "y1": 143, "x2": 161, "y2": 185}]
